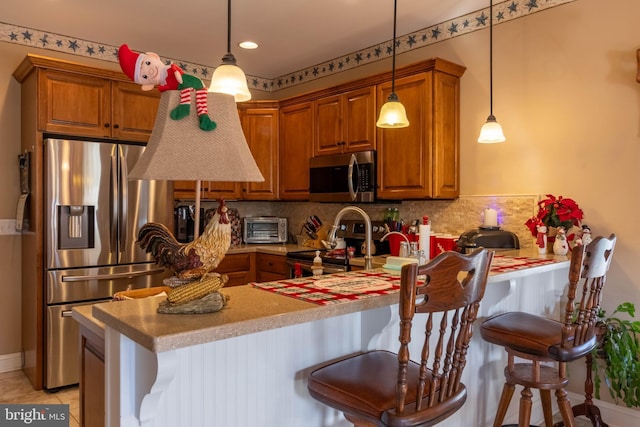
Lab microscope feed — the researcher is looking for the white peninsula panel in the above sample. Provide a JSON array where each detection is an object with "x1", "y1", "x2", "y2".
[{"x1": 92, "y1": 254, "x2": 571, "y2": 427}]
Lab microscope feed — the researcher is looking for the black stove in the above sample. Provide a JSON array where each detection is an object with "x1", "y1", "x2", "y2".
[{"x1": 286, "y1": 248, "x2": 350, "y2": 266}]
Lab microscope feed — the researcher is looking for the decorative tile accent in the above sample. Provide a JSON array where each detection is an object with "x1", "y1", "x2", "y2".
[{"x1": 0, "y1": 0, "x2": 576, "y2": 93}]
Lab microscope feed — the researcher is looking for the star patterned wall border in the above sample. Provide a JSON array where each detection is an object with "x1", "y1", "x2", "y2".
[{"x1": 0, "y1": 0, "x2": 576, "y2": 94}]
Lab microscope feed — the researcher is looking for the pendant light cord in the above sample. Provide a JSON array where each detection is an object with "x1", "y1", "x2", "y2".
[
  {"x1": 391, "y1": 0, "x2": 398, "y2": 94},
  {"x1": 226, "y1": 0, "x2": 232, "y2": 54},
  {"x1": 489, "y1": 0, "x2": 494, "y2": 116}
]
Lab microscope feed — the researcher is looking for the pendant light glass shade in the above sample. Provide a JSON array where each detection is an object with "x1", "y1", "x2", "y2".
[
  {"x1": 376, "y1": 0, "x2": 409, "y2": 129},
  {"x1": 478, "y1": 0, "x2": 505, "y2": 143},
  {"x1": 209, "y1": 53, "x2": 251, "y2": 102},
  {"x1": 208, "y1": 0, "x2": 251, "y2": 102},
  {"x1": 376, "y1": 93, "x2": 410, "y2": 128},
  {"x1": 478, "y1": 114, "x2": 506, "y2": 143}
]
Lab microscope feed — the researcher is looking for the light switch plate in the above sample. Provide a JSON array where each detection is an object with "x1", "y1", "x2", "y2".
[{"x1": 0, "y1": 219, "x2": 20, "y2": 235}]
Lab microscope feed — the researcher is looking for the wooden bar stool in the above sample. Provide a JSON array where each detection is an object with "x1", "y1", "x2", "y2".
[
  {"x1": 307, "y1": 248, "x2": 494, "y2": 426},
  {"x1": 480, "y1": 235, "x2": 616, "y2": 427}
]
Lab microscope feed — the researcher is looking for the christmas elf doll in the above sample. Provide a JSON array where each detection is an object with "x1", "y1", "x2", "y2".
[{"x1": 118, "y1": 44, "x2": 216, "y2": 131}]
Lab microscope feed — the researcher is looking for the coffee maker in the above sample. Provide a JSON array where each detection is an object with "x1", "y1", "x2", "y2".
[{"x1": 174, "y1": 206, "x2": 203, "y2": 243}]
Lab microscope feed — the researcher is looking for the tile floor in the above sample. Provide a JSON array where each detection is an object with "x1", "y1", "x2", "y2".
[{"x1": 0, "y1": 370, "x2": 79, "y2": 427}]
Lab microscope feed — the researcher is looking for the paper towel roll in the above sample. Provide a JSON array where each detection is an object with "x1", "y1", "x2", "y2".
[{"x1": 419, "y1": 224, "x2": 431, "y2": 260}]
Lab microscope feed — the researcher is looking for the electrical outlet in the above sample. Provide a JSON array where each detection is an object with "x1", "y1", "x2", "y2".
[{"x1": 0, "y1": 219, "x2": 19, "y2": 235}]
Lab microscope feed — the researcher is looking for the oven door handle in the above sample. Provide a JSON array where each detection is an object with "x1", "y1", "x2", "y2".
[{"x1": 61, "y1": 267, "x2": 165, "y2": 282}]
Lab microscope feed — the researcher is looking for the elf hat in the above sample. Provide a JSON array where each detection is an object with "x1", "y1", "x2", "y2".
[{"x1": 118, "y1": 44, "x2": 143, "y2": 84}]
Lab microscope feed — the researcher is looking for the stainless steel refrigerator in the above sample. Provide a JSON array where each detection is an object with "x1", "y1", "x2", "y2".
[{"x1": 44, "y1": 138, "x2": 170, "y2": 389}]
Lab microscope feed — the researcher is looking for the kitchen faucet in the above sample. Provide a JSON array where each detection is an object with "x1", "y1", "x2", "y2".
[{"x1": 327, "y1": 206, "x2": 373, "y2": 270}]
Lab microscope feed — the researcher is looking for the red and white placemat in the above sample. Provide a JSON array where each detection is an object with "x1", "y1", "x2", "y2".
[
  {"x1": 489, "y1": 255, "x2": 558, "y2": 274},
  {"x1": 251, "y1": 256, "x2": 560, "y2": 305},
  {"x1": 250, "y1": 269, "x2": 409, "y2": 306}
]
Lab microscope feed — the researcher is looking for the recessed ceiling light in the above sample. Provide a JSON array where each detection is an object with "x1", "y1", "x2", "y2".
[{"x1": 239, "y1": 41, "x2": 258, "y2": 50}]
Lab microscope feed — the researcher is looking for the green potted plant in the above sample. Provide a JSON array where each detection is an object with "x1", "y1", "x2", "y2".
[{"x1": 592, "y1": 302, "x2": 640, "y2": 407}]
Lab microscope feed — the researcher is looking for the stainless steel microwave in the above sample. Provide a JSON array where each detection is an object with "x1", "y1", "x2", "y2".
[
  {"x1": 309, "y1": 150, "x2": 376, "y2": 202},
  {"x1": 243, "y1": 217, "x2": 288, "y2": 244}
]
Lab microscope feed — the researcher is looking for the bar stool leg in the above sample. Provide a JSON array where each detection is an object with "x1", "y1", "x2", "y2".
[
  {"x1": 555, "y1": 388, "x2": 577, "y2": 427},
  {"x1": 519, "y1": 386, "x2": 533, "y2": 427},
  {"x1": 493, "y1": 382, "x2": 515, "y2": 427},
  {"x1": 553, "y1": 353, "x2": 609, "y2": 427},
  {"x1": 540, "y1": 389, "x2": 554, "y2": 426}
]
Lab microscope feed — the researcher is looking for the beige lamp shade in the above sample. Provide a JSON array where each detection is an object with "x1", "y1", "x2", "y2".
[{"x1": 129, "y1": 91, "x2": 264, "y2": 182}]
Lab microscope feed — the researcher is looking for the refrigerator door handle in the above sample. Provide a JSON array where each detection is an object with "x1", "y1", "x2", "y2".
[
  {"x1": 61, "y1": 266, "x2": 165, "y2": 282},
  {"x1": 110, "y1": 151, "x2": 119, "y2": 253},
  {"x1": 119, "y1": 145, "x2": 128, "y2": 254}
]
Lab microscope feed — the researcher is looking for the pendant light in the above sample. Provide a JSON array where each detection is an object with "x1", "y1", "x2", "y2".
[
  {"x1": 478, "y1": 0, "x2": 505, "y2": 143},
  {"x1": 376, "y1": 0, "x2": 409, "y2": 128},
  {"x1": 208, "y1": 0, "x2": 252, "y2": 102}
]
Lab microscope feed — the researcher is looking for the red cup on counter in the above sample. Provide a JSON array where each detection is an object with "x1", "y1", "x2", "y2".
[{"x1": 433, "y1": 234, "x2": 457, "y2": 257}]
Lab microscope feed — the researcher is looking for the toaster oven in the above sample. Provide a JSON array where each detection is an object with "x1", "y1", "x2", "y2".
[{"x1": 243, "y1": 217, "x2": 288, "y2": 244}]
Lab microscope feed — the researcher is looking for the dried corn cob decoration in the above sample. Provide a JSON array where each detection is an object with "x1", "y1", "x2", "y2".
[{"x1": 166, "y1": 274, "x2": 228, "y2": 305}]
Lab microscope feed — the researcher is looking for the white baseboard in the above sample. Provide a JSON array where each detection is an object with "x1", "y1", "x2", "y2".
[
  {"x1": 565, "y1": 391, "x2": 640, "y2": 427},
  {"x1": 0, "y1": 352, "x2": 22, "y2": 373}
]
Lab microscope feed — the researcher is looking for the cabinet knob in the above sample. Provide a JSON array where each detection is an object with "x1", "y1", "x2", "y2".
[
  {"x1": 113, "y1": 124, "x2": 120, "y2": 129},
  {"x1": 104, "y1": 123, "x2": 110, "y2": 128}
]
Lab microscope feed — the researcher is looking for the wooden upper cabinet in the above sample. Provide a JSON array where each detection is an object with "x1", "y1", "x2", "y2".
[
  {"x1": 38, "y1": 69, "x2": 111, "y2": 138},
  {"x1": 313, "y1": 86, "x2": 376, "y2": 156},
  {"x1": 36, "y1": 68, "x2": 160, "y2": 142},
  {"x1": 376, "y1": 64, "x2": 462, "y2": 200},
  {"x1": 279, "y1": 102, "x2": 312, "y2": 200},
  {"x1": 200, "y1": 102, "x2": 279, "y2": 201},
  {"x1": 239, "y1": 106, "x2": 279, "y2": 200},
  {"x1": 111, "y1": 81, "x2": 161, "y2": 141}
]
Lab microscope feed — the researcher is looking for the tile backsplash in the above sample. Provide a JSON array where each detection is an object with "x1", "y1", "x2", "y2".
[{"x1": 198, "y1": 195, "x2": 538, "y2": 248}]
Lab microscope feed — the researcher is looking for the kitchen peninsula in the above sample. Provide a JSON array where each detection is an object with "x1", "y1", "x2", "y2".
[{"x1": 76, "y1": 250, "x2": 571, "y2": 427}]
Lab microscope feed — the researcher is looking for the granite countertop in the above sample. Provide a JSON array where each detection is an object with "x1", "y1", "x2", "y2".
[
  {"x1": 86, "y1": 248, "x2": 570, "y2": 354},
  {"x1": 90, "y1": 280, "x2": 399, "y2": 353}
]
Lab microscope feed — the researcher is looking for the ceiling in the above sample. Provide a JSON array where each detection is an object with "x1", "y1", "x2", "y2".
[{"x1": 2, "y1": 0, "x2": 488, "y2": 80}]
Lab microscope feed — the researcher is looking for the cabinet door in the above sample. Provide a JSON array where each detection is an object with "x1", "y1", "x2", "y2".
[
  {"x1": 343, "y1": 86, "x2": 376, "y2": 152},
  {"x1": 111, "y1": 81, "x2": 161, "y2": 142},
  {"x1": 173, "y1": 180, "x2": 199, "y2": 200},
  {"x1": 431, "y1": 72, "x2": 460, "y2": 199},
  {"x1": 256, "y1": 253, "x2": 287, "y2": 282},
  {"x1": 216, "y1": 253, "x2": 256, "y2": 287},
  {"x1": 313, "y1": 95, "x2": 343, "y2": 156},
  {"x1": 205, "y1": 181, "x2": 243, "y2": 200},
  {"x1": 79, "y1": 326, "x2": 104, "y2": 427},
  {"x1": 38, "y1": 69, "x2": 111, "y2": 137},
  {"x1": 313, "y1": 87, "x2": 375, "y2": 156},
  {"x1": 376, "y1": 73, "x2": 433, "y2": 200},
  {"x1": 279, "y1": 102, "x2": 312, "y2": 200},
  {"x1": 241, "y1": 108, "x2": 279, "y2": 200}
]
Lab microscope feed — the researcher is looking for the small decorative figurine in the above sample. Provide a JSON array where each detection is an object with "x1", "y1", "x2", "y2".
[
  {"x1": 536, "y1": 224, "x2": 548, "y2": 254},
  {"x1": 553, "y1": 226, "x2": 570, "y2": 256},
  {"x1": 118, "y1": 44, "x2": 216, "y2": 131},
  {"x1": 581, "y1": 224, "x2": 593, "y2": 246}
]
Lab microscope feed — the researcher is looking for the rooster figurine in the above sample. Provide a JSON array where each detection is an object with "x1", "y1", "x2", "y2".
[{"x1": 137, "y1": 200, "x2": 231, "y2": 279}]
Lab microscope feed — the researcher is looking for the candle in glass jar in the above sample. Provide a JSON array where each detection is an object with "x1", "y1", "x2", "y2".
[{"x1": 484, "y1": 208, "x2": 498, "y2": 227}]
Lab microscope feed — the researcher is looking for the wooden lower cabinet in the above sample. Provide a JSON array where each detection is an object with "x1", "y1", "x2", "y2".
[
  {"x1": 79, "y1": 324, "x2": 105, "y2": 427},
  {"x1": 217, "y1": 253, "x2": 256, "y2": 286},
  {"x1": 256, "y1": 253, "x2": 288, "y2": 282}
]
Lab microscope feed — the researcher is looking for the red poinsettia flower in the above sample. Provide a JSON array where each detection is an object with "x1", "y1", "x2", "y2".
[{"x1": 524, "y1": 194, "x2": 583, "y2": 237}]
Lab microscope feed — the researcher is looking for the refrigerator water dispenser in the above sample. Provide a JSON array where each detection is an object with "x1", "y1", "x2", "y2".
[{"x1": 58, "y1": 205, "x2": 95, "y2": 249}]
